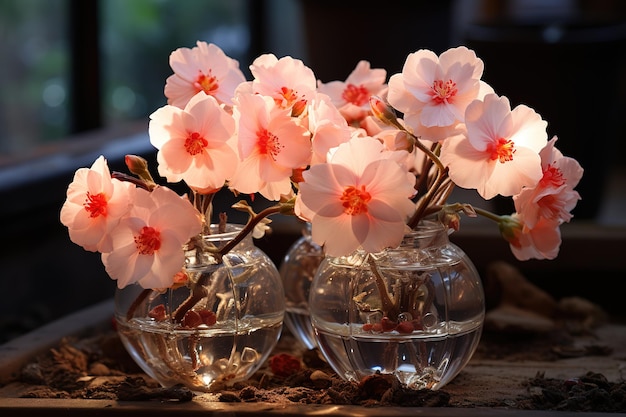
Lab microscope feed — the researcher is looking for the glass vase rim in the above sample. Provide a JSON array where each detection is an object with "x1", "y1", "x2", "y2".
[
  {"x1": 201, "y1": 223, "x2": 245, "y2": 242},
  {"x1": 406, "y1": 220, "x2": 449, "y2": 236}
]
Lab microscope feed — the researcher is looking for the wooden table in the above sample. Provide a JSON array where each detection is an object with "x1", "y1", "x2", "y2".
[{"x1": 1, "y1": 298, "x2": 625, "y2": 416}]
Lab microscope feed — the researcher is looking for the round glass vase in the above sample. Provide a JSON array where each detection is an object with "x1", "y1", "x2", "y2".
[
  {"x1": 114, "y1": 223, "x2": 285, "y2": 392},
  {"x1": 309, "y1": 220, "x2": 485, "y2": 390},
  {"x1": 279, "y1": 222, "x2": 324, "y2": 350}
]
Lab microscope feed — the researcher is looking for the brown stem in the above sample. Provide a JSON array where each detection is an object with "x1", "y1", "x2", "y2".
[
  {"x1": 217, "y1": 205, "x2": 282, "y2": 255},
  {"x1": 126, "y1": 288, "x2": 151, "y2": 321},
  {"x1": 111, "y1": 172, "x2": 153, "y2": 191},
  {"x1": 366, "y1": 256, "x2": 399, "y2": 319},
  {"x1": 408, "y1": 166, "x2": 449, "y2": 229},
  {"x1": 170, "y1": 205, "x2": 283, "y2": 324},
  {"x1": 414, "y1": 142, "x2": 441, "y2": 196},
  {"x1": 172, "y1": 278, "x2": 209, "y2": 323},
  {"x1": 432, "y1": 178, "x2": 455, "y2": 206},
  {"x1": 413, "y1": 136, "x2": 445, "y2": 173},
  {"x1": 414, "y1": 155, "x2": 433, "y2": 195}
]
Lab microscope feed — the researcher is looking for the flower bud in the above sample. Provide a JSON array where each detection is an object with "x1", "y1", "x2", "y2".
[
  {"x1": 498, "y1": 215, "x2": 524, "y2": 248},
  {"x1": 125, "y1": 154, "x2": 147, "y2": 175},
  {"x1": 438, "y1": 209, "x2": 461, "y2": 232},
  {"x1": 369, "y1": 95, "x2": 399, "y2": 128},
  {"x1": 291, "y1": 99, "x2": 307, "y2": 117},
  {"x1": 438, "y1": 203, "x2": 476, "y2": 232},
  {"x1": 125, "y1": 154, "x2": 154, "y2": 183}
]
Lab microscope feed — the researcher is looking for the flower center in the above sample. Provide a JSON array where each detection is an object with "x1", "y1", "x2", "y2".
[
  {"x1": 342, "y1": 84, "x2": 370, "y2": 106},
  {"x1": 84, "y1": 192, "x2": 107, "y2": 218},
  {"x1": 537, "y1": 194, "x2": 565, "y2": 220},
  {"x1": 185, "y1": 131, "x2": 208, "y2": 156},
  {"x1": 194, "y1": 71, "x2": 218, "y2": 95},
  {"x1": 488, "y1": 138, "x2": 516, "y2": 163},
  {"x1": 340, "y1": 185, "x2": 371, "y2": 215},
  {"x1": 275, "y1": 86, "x2": 298, "y2": 108},
  {"x1": 539, "y1": 164, "x2": 565, "y2": 188},
  {"x1": 430, "y1": 79, "x2": 457, "y2": 104},
  {"x1": 257, "y1": 128, "x2": 283, "y2": 160},
  {"x1": 134, "y1": 226, "x2": 161, "y2": 255}
]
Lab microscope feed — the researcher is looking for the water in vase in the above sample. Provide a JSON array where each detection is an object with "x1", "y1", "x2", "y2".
[
  {"x1": 116, "y1": 313, "x2": 283, "y2": 392},
  {"x1": 314, "y1": 318, "x2": 483, "y2": 390}
]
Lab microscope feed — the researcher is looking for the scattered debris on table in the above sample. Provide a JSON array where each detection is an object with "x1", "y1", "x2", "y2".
[{"x1": 2, "y1": 262, "x2": 625, "y2": 412}]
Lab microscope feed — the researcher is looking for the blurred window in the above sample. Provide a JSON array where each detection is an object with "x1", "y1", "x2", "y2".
[{"x1": 0, "y1": 0, "x2": 250, "y2": 166}]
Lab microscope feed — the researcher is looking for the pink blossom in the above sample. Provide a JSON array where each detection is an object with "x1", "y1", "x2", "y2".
[
  {"x1": 499, "y1": 214, "x2": 562, "y2": 261},
  {"x1": 240, "y1": 54, "x2": 317, "y2": 110},
  {"x1": 60, "y1": 156, "x2": 134, "y2": 253},
  {"x1": 307, "y1": 93, "x2": 353, "y2": 165},
  {"x1": 366, "y1": 125, "x2": 425, "y2": 175},
  {"x1": 440, "y1": 94, "x2": 547, "y2": 199},
  {"x1": 102, "y1": 186, "x2": 202, "y2": 289},
  {"x1": 164, "y1": 41, "x2": 246, "y2": 108},
  {"x1": 296, "y1": 137, "x2": 416, "y2": 257},
  {"x1": 513, "y1": 136, "x2": 583, "y2": 228},
  {"x1": 317, "y1": 60, "x2": 387, "y2": 123},
  {"x1": 228, "y1": 93, "x2": 312, "y2": 200},
  {"x1": 412, "y1": 120, "x2": 469, "y2": 143},
  {"x1": 387, "y1": 46, "x2": 493, "y2": 138},
  {"x1": 355, "y1": 115, "x2": 386, "y2": 137},
  {"x1": 149, "y1": 92, "x2": 238, "y2": 192}
]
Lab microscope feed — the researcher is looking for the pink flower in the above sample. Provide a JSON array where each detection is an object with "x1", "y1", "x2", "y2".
[
  {"x1": 228, "y1": 93, "x2": 312, "y2": 201},
  {"x1": 362, "y1": 121, "x2": 427, "y2": 175},
  {"x1": 412, "y1": 121, "x2": 469, "y2": 143},
  {"x1": 499, "y1": 214, "x2": 562, "y2": 261},
  {"x1": 296, "y1": 137, "x2": 416, "y2": 257},
  {"x1": 513, "y1": 136, "x2": 583, "y2": 228},
  {"x1": 149, "y1": 92, "x2": 238, "y2": 192},
  {"x1": 387, "y1": 46, "x2": 493, "y2": 138},
  {"x1": 164, "y1": 41, "x2": 246, "y2": 108},
  {"x1": 317, "y1": 60, "x2": 387, "y2": 123},
  {"x1": 102, "y1": 186, "x2": 202, "y2": 289},
  {"x1": 60, "y1": 156, "x2": 134, "y2": 253},
  {"x1": 440, "y1": 94, "x2": 547, "y2": 199},
  {"x1": 307, "y1": 93, "x2": 353, "y2": 165},
  {"x1": 238, "y1": 54, "x2": 317, "y2": 110}
]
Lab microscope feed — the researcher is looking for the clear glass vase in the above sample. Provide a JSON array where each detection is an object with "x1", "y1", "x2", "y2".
[
  {"x1": 279, "y1": 222, "x2": 324, "y2": 349},
  {"x1": 309, "y1": 220, "x2": 485, "y2": 390},
  {"x1": 114, "y1": 224, "x2": 285, "y2": 392}
]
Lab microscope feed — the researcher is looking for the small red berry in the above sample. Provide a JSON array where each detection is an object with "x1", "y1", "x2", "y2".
[
  {"x1": 148, "y1": 304, "x2": 167, "y2": 321},
  {"x1": 380, "y1": 317, "x2": 397, "y2": 332},
  {"x1": 396, "y1": 321, "x2": 415, "y2": 334},
  {"x1": 362, "y1": 323, "x2": 374, "y2": 332},
  {"x1": 182, "y1": 310, "x2": 203, "y2": 328},
  {"x1": 199, "y1": 309, "x2": 217, "y2": 326}
]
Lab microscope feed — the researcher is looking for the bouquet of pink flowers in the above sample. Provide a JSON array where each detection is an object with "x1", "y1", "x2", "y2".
[{"x1": 60, "y1": 41, "x2": 583, "y2": 291}]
